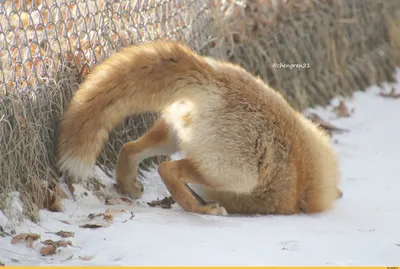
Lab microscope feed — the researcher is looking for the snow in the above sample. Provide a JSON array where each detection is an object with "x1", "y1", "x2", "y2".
[{"x1": 1, "y1": 70, "x2": 400, "y2": 266}]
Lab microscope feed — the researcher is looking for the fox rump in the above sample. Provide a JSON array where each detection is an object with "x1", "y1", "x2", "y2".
[{"x1": 57, "y1": 40, "x2": 342, "y2": 216}]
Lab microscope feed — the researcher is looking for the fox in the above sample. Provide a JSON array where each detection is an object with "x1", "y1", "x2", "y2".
[{"x1": 57, "y1": 40, "x2": 342, "y2": 216}]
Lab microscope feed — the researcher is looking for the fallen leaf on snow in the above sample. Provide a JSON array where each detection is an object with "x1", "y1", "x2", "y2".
[
  {"x1": 105, "y1": 197, "x2": 133, "y2": 206},
  {"x1": 333, "y1": 100, "x2": 352, "y2": 118},
  {"x1": 48, "y1": 181, "x2": 69, "y2": 199},
  {"x1": 79, "y1": 223, "x2": 110, "y2": 229},
  {"x1": 147, "y1": 196, "x2": 175, "y2": 209},
  {"x1": 55, "y1": 230, "x2": 74, "y2": 238},
  {"x1": 42, "y1": 239, "x2": 72, "y2": 248},
  {"x1": 103, "y1": 208, "x2": 126, "y2": 222},
  {"x1": 79, "y1": 255, "x2": 95, "y2": 261},
  {"x1": 11, "y1": 233, "x2": 40, "y2": 248},
  {"x1": 40, "y1": 245, "x2": 57, "y2": 256},
  {"x1": 379, "y1": 88, "x2": 400, "y2": 99},
  {"x1": 59, "y1": 220, "x2": 71, "y2": 225},
  {"x1": 55, "y1": 186, "x2": 69, "y2": 199},
  {"x1": 307, "y1": 112, "x2": 349, "y2": 136},
  {"x1": 88, "y1": 213, "x2": 103, "y2": 220},
  {"x1": 43, "y1": 187, "x2": 64, "y2": 213}
]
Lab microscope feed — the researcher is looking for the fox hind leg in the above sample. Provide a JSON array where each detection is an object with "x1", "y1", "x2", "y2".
[
  {"x1": 115, "y1": 118, "x2": 178, "y2": 198},
  {"x1": 158, "y1": 159, "x2": 228, "y2": 216}
]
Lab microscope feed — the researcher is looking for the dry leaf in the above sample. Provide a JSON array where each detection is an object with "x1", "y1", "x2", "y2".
[
  {"x1": 55, "y1": 230, "x2": 74, "y2": 238},
  {"x1": 11, "y1": 233, "x2": 40, "y2": 248},
  {"x1": 88, "y1": 213, "x2": 103, "y2": 220},
  {"x1": 78, "y1": 255, "x2": 95, "y2": 261},
  {"x1": 42, "y1": 240, "x2": 56, "y2": 246},
  {"x1": 120, "y1": 197, "x2": 133, "y2": 204},
  {"x1": 105, "y1": 197, "x2": 133, "y2": 206},
  {"x1": 59, "y1": 220, "x2": 71, "y2": 225},
  {"x1": 43, "y1": 188, "x2": 63, "y2": 212},
  {"x1": 333, "y1": 100, "x2": 351, "y2": 118},
  {"x1": 79, "y1": 223, "x2": 110, "y2": 229},
  {"x1": 52, "y1": 184, "x2": 69, "y2": 199},
  {"x1": 103, "y1": 208, "x2": 125, "y2": 222},
  {"x1": 147, "y1": 196, "x2": 175, "y2": 209},
  {"x1": 307, "y1": 112, "x2": 349, "y2": 136},
  {"x1": 379, "y1": 88, "x2": 400, "y2": 99},
  {"x1": 42, "y1": 239, "x2": 72, "y2": 248},
  {"x1": 40, "y1": 245, "x2": 57, "y2": 256}
]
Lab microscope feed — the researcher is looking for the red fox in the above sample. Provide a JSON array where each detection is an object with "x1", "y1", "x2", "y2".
[{"x1": 57, "y1": 40, "x2": 342, "y2": 216}]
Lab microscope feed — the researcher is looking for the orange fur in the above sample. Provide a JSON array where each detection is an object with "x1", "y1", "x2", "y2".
[{"x1": 57, "y1": 40, "x2": 342, "y2": 216}]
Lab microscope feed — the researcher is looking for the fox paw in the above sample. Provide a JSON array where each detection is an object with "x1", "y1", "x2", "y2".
[
  {"x1": 116, "y1": 180, "x2": 144, "y2": 199},
  {"x1": 204, "y1": 201, "x2": 228, "y2": 216}
]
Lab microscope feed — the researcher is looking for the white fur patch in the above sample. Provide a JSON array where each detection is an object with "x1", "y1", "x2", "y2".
[
  {"x1": 163, "y1": 99, "x2": 196, "y2": 144},
  {"x1": 58, "y1": 156, "x2": 94, "y2": 181}
]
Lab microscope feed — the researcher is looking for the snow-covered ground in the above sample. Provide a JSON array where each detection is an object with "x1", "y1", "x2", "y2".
[{"x1": 1, "y1": 70, "x2": 400, "y2": 266}]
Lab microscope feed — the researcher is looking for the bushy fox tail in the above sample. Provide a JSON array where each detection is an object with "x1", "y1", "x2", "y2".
[{"x1": 57, "y1": 41, "x2": 212, "y2": 180}]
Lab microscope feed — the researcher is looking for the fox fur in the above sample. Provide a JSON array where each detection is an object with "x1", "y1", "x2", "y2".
[{"x1": 57, "y1": 40, "x2": 342, "y2": 216}]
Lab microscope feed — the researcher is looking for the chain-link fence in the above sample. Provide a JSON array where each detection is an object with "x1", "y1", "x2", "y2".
[
  {"x1": 1, "y1": 0, "x2": 399, "y2": 222},
  {"x1": 0, "y1": 0, "x2": 218, "y2": 221}
]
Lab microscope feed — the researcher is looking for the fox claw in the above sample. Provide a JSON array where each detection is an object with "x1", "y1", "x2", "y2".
[
  {"x1": 204, "y1": 201, "x2": 228, "y2": 216},
  {"x1": 116, "y1": 180, "x2": 144, "y2": 199}
]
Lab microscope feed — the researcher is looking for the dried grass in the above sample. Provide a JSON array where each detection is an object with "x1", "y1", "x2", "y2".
[{"x1": 210, "y1": 0, "x2": 400, "y2": 110}]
